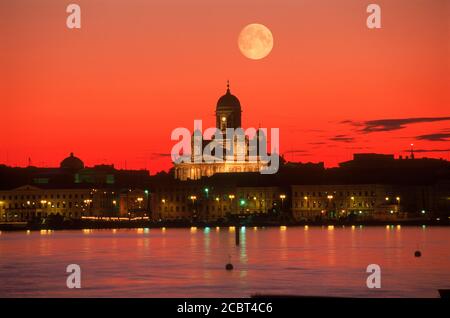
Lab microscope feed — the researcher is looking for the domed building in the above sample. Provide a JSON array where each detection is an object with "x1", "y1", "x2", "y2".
[
  {"x1": 216, "y1": 82, "x2": 242, "y2": 131},
  {"x1": 60, "y1": 152, "x2": 84, "y2": 171},
  {"x1": 174, "y1": 82, "x2": 267, "y2": 181}
]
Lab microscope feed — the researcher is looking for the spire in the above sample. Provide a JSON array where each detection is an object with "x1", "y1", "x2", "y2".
[{"x1": 226, "y1": 80, "x2": 230, "y2": 94}]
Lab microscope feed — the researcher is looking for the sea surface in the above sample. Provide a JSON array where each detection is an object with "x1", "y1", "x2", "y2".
[{"x1": 0, "y1": 226, "x2": 449, "y2": 297}]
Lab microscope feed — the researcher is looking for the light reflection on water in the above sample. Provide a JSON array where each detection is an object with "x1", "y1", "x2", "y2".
[{"x1": 0, "y1": 226, "x2": 449, "y2": 297}]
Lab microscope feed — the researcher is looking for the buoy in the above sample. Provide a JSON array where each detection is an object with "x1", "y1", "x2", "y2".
[
  {"x1": 225, "y1": 254, "x2": 233, "y2": 270},
  {"x1": 414, "y1": 250, "x2": 422, "y2": 257}
]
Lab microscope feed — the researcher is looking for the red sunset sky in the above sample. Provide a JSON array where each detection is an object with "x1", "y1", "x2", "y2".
[{"x1": 1, "y1": 0, "x2": 449, "y2": 172}]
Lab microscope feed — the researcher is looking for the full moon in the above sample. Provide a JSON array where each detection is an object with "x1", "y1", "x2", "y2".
[{"x1": 238, "y1": 23, "x2": 273, "y2": 60}]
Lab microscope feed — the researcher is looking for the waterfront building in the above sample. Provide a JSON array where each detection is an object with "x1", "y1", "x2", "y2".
[
  {"x1": 0, "y1": 148, "x2": 448, "y2": 223},
  {"x1": 235, "y1": 186, "x2": 286, "y2": 215},
  {"x1": 118, "y1": 188, "x2": 150, "y2": 218},
  {"x1": 0, "y1": 185, "x2": 92, "y2": 222},
  {"x1": 149, "y1": 171, "x2": 286, "y2": 221},
  {"x1": 0, "y1": 153, "x2": 152, "y2": 222},
  {"x1": 291, "y1": 184, "x2": 432, "y2": 221}
]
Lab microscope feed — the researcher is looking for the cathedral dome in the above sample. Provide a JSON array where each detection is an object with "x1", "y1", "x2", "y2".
[
  {"x1": 60, "y1": 152, "x2": 84, "y2": 170},
  {"x1": 216, "y1": 83, "x2": 241, "y2": 111}
]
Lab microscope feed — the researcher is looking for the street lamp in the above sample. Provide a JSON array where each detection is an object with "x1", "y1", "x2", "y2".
[
  {"x1": 396, "y1": 196, "x2": 401, "y2": 212},
  {"x1": 228, "y1": 194, "x2": 235, "y2": 214},
  {"x1": 279, "y1": 194, "x2": 286, "y2": 211},
  {"x1": 137, "y1": 197, "x2": 143, "y2": 209},
  {"x1": 327, "y1": 195, "x2": 334, "y2": 217},
  {"x1": 190, "y1": 195, "x2": 197, "y2": 219},
  {"x1": 83, "y1": 199, "x2": 92, "y2": 216},
  {"x1": 303, "y1": 196, "x2": 311, "y2": 216},
  {"x1": 144, "y1": 190, "x2": 150, "y2": 217}
]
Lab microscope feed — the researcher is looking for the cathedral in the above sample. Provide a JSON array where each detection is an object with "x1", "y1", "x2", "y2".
[{"x1": 174, "y1": 82, "x2": 268, "y2": 181}]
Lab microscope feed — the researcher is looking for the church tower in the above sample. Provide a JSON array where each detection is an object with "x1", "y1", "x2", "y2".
[
  {"x1": 174, "y1": 82, "x2": 266, "y2": 181},
  {"x1": 216, "y1": 81, "x2": 242, "y2": 132}
]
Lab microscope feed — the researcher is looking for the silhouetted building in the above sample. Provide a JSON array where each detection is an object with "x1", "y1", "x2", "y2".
[
  {"x1": 0, "y1": 153, "x2": 151, "y2": 221},
  {"x1": 0, "y1": 152, "x2": 448, "y2": 222},
  {"x1": 60, "y1": 152, "x2": 84, "y2": 171},
  {"x1": 0, "y1": 185, "x2": 92, "y2": 221},
  {"x1": 291, "y1": 184, "x2": 406, "y2": 221}
]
